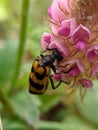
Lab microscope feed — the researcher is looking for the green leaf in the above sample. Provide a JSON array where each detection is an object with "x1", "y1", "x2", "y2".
[
  {"x1": 38, "y1": 118, "x2": 94, "y2": 130},
  {"x1": 39, "y1": 93, "x2": 62, "y2": 113},
  {"x1": 10, "y1": 90, "x2": 41, "y2": 128},
  {"x1": 3, "y1": 118, "x2": 27, "y2": 130},
  {"x1": 0, "y1": 40, "x2": 18, "y2": 85},
  {"x1": 76, "y1": 80, "x2": 98, "y2": 127},
  {"x1": 64, "y1": 115, "x2": 95, "y2": 130}
]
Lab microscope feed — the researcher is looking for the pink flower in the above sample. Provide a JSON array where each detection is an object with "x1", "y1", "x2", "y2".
[
  {"x1": 86, "y1": 44, "x2": 98, "y2": 62},
  {"x1": 40, "y1": 32, "x2": 52, "y2": 50},
  {"x1": 67, "y1": 59, "x2": 85, "y2": 77},
  {"x1": 49, "y1": 39, "x2": 70, "y2": 58},
  {"x1": 48, "y1": 6, "x2": 52, "y2": 18},
  {"x1": 92, "y1": 63, "x2": 98, "y2": 77},
  {"x1": 58, "y1": 22, "x2": 70, "y2": 37},
  {"x1": 50, "y1": 0, "x2": 73, "y2": 22},
  {"x1": 49, "y1": 0, "x2": 74, "y2": 35},
  {"x1": 53, "y1": 59, "x2": 84, "y2": 82},
  {"x1": 58, "y1": 18, "x2": 77, "y2": 37},
  {"x1": 72, "y1": 25, "x2": 91, "y2": 50},
  {"x1": 75, "y1": 41, "x2": 86, "y2": 50},
  {"x1": 39, "y1": 0, "x2": 98, "y2": 93},
  {"x1": 52, "y1": 73, "x2": 62, "y2": 80},
  {"x1": 52, "y1": 66, "x2": 71, "y2": 83},
  {"x1": 78, "y1": 78, "x2": 93, "y2": 89}
]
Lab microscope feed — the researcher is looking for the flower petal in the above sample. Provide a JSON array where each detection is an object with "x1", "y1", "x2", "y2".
[
  {"x1": 86, "y1": 43, "x2": 98, "y2": 62},
  {"x1": 52, "y1": 73, "x2": 62, "y2": 80},
  {"x1": 51, "y1": 0, "x2": 73, "y2": 22},
  {"x1": 67, "y1": 59, "x2": 85, "y2": 77},
  {"x1": 92, "y1": 63, "x2": 98, "y2": 77},
  {"x1": 67, "y1": 59, "x2": 85, "y2": 73},
  {"x1": 58, "y1": 26, "x2": 70, "y2": 36},
  {"x1": 58, "y1": 18, "x2": 77, "y2": 37},
  {"x1": 40, "y1": 32, "x2": 51, "y2": 50},
  {"x1": 76, "y1": 41, "x2": 86, "y2": 50},
  {"x1": 78, "y1": 78, "x2": 93, "y2": 89},
  {"x1": 48, "y1": 6, "x2": 52, "y2": 18},
  {"x1": 49, "y1": 39, "x2": 70, "y2": 58},
  {"x1": 69, "y1": 63, "x2": 80, "y2": 77},
  {"x1": 72, "y1": 24, "x2": 91, "y2": 42}
]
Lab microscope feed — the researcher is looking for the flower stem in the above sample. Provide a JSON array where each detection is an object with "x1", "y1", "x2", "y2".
[
  {"x1": 9, "y1": 0, "x2": 30, "y2": 94},
  {"x1": 0, "y1": 87, "x2": 14, "y2": 115}
]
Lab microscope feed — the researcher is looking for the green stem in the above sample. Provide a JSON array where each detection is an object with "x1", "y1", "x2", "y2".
[
  {"x1": 0, "y1": 87, "x2": 14, "y2": 115},
  {"x1": 9, "y1": 0, "x2": 30, "y2": 94}
]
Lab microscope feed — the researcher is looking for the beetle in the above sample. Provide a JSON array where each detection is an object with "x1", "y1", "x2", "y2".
[{"x1": 29, "y1": 48, "x2": 70, "y2": 94}]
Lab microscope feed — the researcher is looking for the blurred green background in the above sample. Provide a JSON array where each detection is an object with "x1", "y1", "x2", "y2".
[{"x1": 0, "y1": 0, "x2": 98, "y2": 130}]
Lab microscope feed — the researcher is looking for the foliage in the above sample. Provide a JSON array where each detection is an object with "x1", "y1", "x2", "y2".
[{"x1": 0, "y1": 0, "x2": 98, "y2": 130}]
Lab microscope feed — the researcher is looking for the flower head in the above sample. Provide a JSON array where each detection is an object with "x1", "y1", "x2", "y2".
[{"x1": 40, "y1": 0, "x2": 98, "y2": 93}]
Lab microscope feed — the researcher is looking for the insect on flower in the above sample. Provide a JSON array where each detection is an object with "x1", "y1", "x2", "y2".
[{"x1": 29, "y1": 48, "x2": 71, "y2": 94}]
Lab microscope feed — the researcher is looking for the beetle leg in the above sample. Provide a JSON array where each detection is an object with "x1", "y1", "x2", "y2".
[
  {"x1": 49, "y1": 75, "x2": 62, "y2": 89},
  {"x1": 50, "y1": 75, "x2": 70, "y2": 89},
  {"x1": 51, "y1": 64, "x2": 57, "y2": 73}
]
